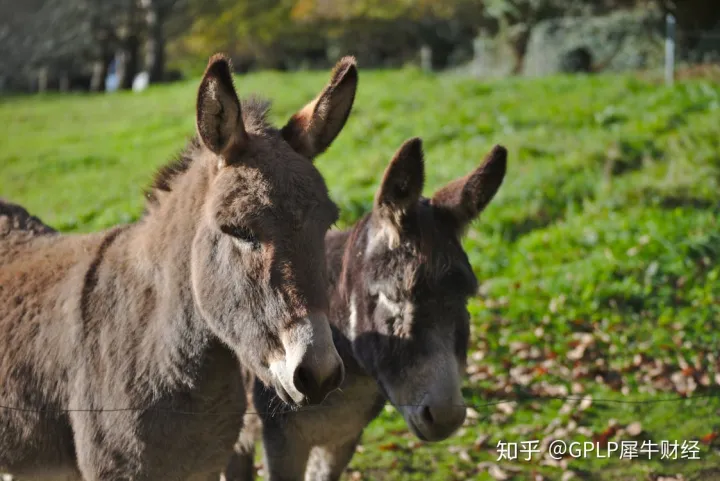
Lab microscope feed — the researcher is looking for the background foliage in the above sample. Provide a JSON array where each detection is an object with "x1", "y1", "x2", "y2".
[{"x1": 2, "y1": 0, "x2": 719, "y2": 91}]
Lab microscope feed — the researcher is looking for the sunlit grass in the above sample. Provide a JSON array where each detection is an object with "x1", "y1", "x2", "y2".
[{"x1": 2, "y1": 68, "x2": 719, "y2": 480}]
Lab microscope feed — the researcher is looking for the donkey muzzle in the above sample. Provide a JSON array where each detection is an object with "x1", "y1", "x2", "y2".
[{"x1": 271, "y1": 311, "x2": 345, "y2": 406}]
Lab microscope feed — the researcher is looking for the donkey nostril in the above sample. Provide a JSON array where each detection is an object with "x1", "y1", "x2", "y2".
[
  {"x1": 321, "y1": 365, "x2": 344, "y2": 394},
  {"x1": 421, "y1": 405, "x2": 434, "y2": 425},
  {"x1": 293, "y1": 366, "x2": 312, "y2": 397}
]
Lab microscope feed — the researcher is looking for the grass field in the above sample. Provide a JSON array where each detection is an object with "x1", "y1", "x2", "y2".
[{"x1": 1, "y1": 68, "x2": 719, "y2": 481}]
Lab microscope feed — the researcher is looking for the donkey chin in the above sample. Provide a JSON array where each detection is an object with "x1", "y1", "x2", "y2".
[
  {"x1": 385, "y1": 360, "x2": 467, "y2": 442},
  {"x1": 267, "y1": 311, "x2": 345, "y2": 406}
]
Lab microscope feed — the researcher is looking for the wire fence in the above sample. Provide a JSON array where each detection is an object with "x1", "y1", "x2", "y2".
[{"x1": 0, "y1": 392, "x2": 717, "y2": 417}]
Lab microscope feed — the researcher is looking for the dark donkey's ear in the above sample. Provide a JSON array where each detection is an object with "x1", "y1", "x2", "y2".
[
  {"x1": 282, "y1": 56, "x2": 358, "y2": 160},
  {"x1": 431, "y1": 145, "x2": 507, "y2": 234},
  {"x1": 196, "y1": 54, "x2": 247, "y2": 160},
  {"x1": 374, "y1": 137, "x2": 425, "y2": 230}
]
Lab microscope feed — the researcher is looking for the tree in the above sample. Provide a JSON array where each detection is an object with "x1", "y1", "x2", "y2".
[{"x1": 140, "y1": 0, "x2": 185, "y2": 82}]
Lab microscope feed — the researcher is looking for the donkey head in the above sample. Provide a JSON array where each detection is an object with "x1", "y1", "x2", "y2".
[
  {"x1": 341, "y1": 138, "x2": 507, "y2": 441},
  {"x1": 191, "y1": 54, "x2": 357, "y2": 406}
]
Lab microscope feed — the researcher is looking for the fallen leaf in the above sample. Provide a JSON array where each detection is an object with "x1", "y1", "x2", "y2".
[
  {"x1": 466, "y1": 407, "x2": 480, "y2": 420},
  {"x1": 577, "y1": 427, "x2": 593, "y2": 437},
  {"x1": 487, "y1": 464, "x2": 509, "y2": 480},
  {"x1": 559, "y1": 400, "x2": 576, "y2": 416},
  {"x1": 473, "y1": 434, "x2": 490, "y2": 449},
  {"x1": 496, "y1": 401, "x2": 516, "y2": 416},
  {"x1": 700, "y1": 432, "x2": 718, "y2": 445},
  {"x1": 626, "y1": 422, "x2": 642, "y2": 437},
  {"x1": 566, "y1": 344, "x2": 587, "y2": 361},
  {"x1": 378, "y1": 442, "x2": 401, "y2": 452},
  {"x1": 593, "y1": 425, "x2": 618, "y2": 446}
]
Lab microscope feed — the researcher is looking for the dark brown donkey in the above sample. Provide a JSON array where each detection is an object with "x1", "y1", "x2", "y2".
[
  {"x1": 222, "y1": 138, "x2": 508, "y2": 481},
  {"x1": 0, "y1": 53, "x2": 360, "y2": 480}
]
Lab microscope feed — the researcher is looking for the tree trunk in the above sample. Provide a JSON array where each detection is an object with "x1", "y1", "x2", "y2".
[
  {"x1": 115, "y1": 0, "x2": 141, "y2": 90},
  {"x1": 121, "y1": 34, "x2": 140, "y2": 89},
  {"x1": 509, "y1": 28, "x2": 531, "y2": 75},
  {"x1": 90, "y1": 60, "x2": 105, "y2": 92},
  {"x1": 59, "y1": 72, "x2": 69, "y2": 92},
  {"x1": 143, "y1": 0, "x2": 166, "y2": 83},
  {"x1": 37, "y1": 67, "x2": 48, "y2": 93},
  {"x1": 90, "y1": 37, "x2": 114, "y2": 93}
]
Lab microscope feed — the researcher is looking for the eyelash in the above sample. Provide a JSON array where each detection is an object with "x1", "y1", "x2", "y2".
[{"x1": 222, "y1": 225, "x2": 260, "y2": 249}]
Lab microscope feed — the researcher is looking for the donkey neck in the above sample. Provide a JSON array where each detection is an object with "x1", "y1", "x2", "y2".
[
  {"x1": 114, "y1": 156, "x2": 219, "y2": 390},
  {"x1": 325, "y1": 221, "x2": 371, "y2": 376}
]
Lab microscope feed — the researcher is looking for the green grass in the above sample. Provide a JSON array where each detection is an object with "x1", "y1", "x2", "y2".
[{"x1": 2, "y1": 68, "x2": 719, "y2": 480}]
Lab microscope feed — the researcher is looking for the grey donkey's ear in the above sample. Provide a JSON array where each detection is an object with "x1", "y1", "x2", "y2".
[
  {"x1": 281, "y1": 56, "x2": 358, "y2": 160},
  {"x1": 196, "y1": 53, "x2": 247, "y2": 159},
  {"x1": 431, "y1": 145, "x2": 507, "y2": 234},
  {"x1": 373, "y1": 137, "x2": 425, "y2": 229}
]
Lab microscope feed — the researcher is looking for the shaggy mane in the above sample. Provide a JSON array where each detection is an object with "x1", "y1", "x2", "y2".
[{"x1": 143, "y1": 97, "x2": 274, "y2": 208}]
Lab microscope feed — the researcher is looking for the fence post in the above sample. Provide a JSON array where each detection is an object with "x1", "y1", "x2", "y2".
[
  {"x1": 472, "y1": 35, "x2": 485, "y2": 77},
  {"x1": 420, "y1": 45, "x2": 432, "y2": 72},
  {"x1": 37, "y1": 67, "x2": 48, "y2": 94},
  {"x1": 665, "y1": 13, "x2": 675, "y2": 86}
]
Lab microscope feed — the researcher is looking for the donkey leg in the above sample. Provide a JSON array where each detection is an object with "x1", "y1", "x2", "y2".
[
  {"x1": 70, "y1": 411, "x2": 141, "y2": 481},
  {"x1": 223, "y1": 411, "x2": 262, "y2": 481},
  {"x1": 222, "y1": 447, "x2": 255, "y2": 481},
  {"x1": 303, "y1": 435, "x2": 361, "y2": 481},
  {"x1": 261, "y1": 423, "x2": 312, "y2": 481}
]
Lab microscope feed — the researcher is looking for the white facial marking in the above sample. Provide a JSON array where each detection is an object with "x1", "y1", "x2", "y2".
[
  {"x1": 269, "y1": 323, "x2": 313, "y2": 404},
  {"x1": 348, "y1": 293, "x2": 358, "y2": 341},
  {"x1": 365, "y1": 223, "x2": 399, "y2": 257},
  {"x1": 377, "y1": 292, "x2": 403, "y2": 317}
]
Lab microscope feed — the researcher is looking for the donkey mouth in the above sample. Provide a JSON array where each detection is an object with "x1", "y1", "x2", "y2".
[
  {"x1": 272, "y1": 382, "x2": 301, "y2": 407},
  {"x1": 273, "y1": 384, "x2": 292, "y2": 405},
  {"x1": 406, "y1": 418, "x2": 429, "y2": 441}
]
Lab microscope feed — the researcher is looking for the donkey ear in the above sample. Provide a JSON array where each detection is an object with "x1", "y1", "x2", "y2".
[
  {"x1": 281, "y1": 56, "x2": 358, "y2": 160},
  {"x1": 196, "y1": 54, "x2": 247, "y2": 157},
  {"x1": 431, "y1": 145, "x2": 507, "y2": 233},
  {"x1": 374, "y1": 137, "x2": 425, "y2": 225}
]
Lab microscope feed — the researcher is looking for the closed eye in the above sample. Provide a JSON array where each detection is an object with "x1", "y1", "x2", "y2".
[{"x1": 221, "y1": 225, "x2": 260, "y2": 250}]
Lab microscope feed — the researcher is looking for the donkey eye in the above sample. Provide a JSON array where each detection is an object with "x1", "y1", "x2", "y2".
[{"x1": 221, "y1": 225, "x2": 260, "y2": 249}]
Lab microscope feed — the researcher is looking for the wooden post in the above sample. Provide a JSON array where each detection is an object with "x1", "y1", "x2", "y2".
[
  {"x1": 420, "y1": 45, "x2": 432, "y2": 72},
  {"x1": 90, "y1": 60, "x2": 105, "y2": 92},
  {"x1": 665, "y1": 13, "x2": 675, "y2": 87},
  {"x1": 472, "y1": 35, "x2": 486, "y2": 77},
  {"x1": 37, "y1": 67, "x2": 48, "y2": 93},
  {"x1": 59, "y1": 73, "x2": 69, "y2": 93}
]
